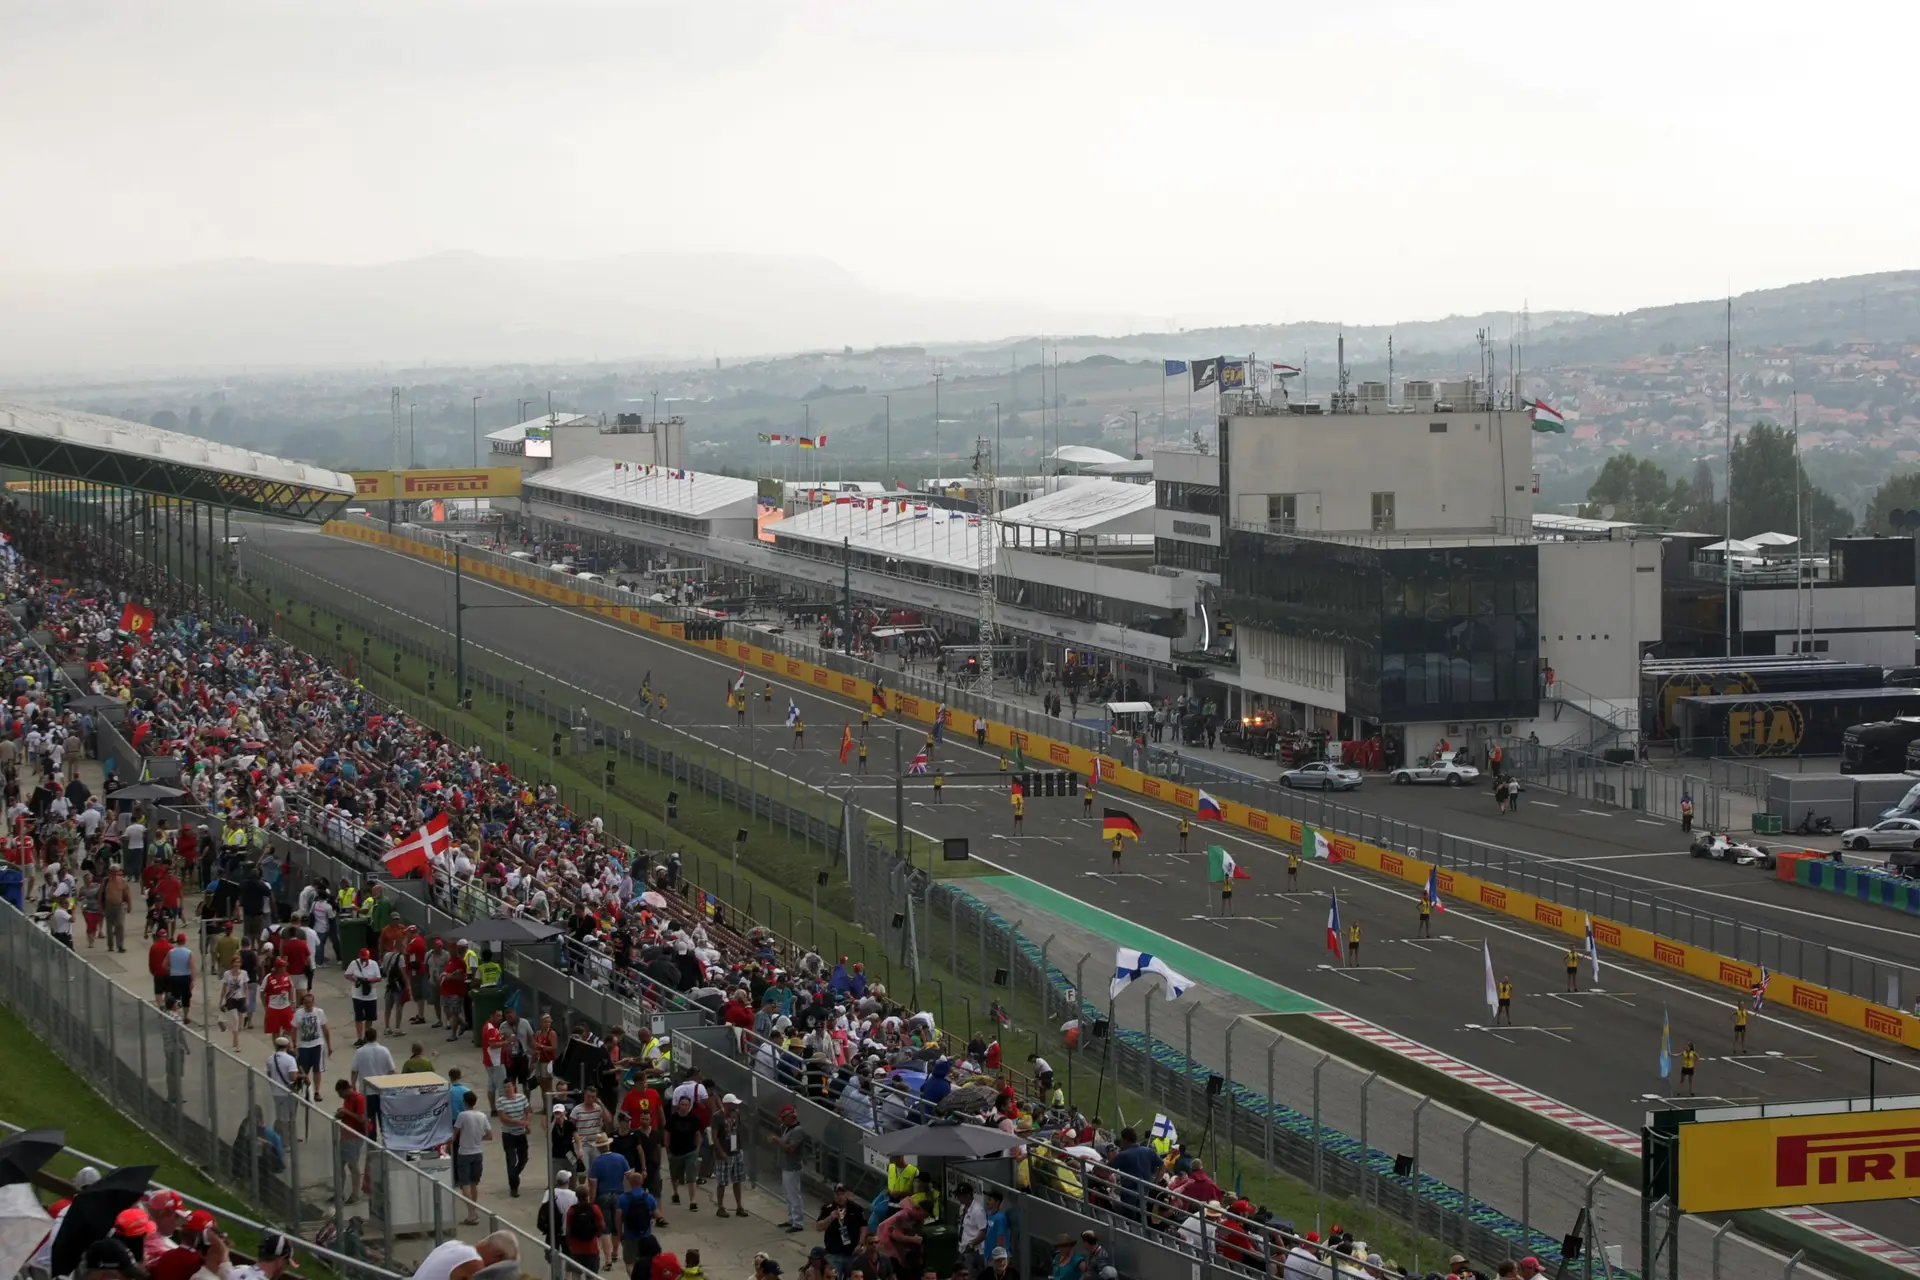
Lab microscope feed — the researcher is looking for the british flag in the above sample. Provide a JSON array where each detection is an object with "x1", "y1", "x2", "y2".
[{"x1": 907, "y1": 751, "x2": 931, "y2": 775}]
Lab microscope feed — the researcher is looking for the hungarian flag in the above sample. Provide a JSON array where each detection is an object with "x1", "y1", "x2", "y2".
[
  {"x1": 1325, "y1": 891, "x2": 1344, "y2": 959},
  {"x1": 839, "y1": 724, "x2": 855, "y2": 764},
  {"x1": 1531, "y1": 399, "x2": 1567, "y2": 433},
  {"x1": 384, "y1": 813, "x2": 451, "y2": 878},
  {"x1": 1303, "y1": 824, "x2": 1340, "y2": 862},
  {"x1": 119, "y1": 602, "x2": 155, "y2": 638},
  {"x1": 1208, "y1": 845, "x2": 1250, "y2": 881},
  {"x1": 1103, "y1": 808, "x2": 1141, "y2": 840},
  {"x1": 1196, "y1": 790, "x2": 1223, "y2": 821}
]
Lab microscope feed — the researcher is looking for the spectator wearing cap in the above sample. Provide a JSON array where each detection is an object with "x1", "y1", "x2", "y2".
[
  {"x1": 112, "y1": 1206, "x2": 166, "y2": 1267},
  {"x1": 755, "y1": 1105, "x2": 801, "y2": 1231},
  {"x1": 1450, "y1": 1255, "x2": 1489, "y2": 1280},
  {"x1": 876, "y1": 1198, "x2": 927, "y2": 1279},
  {"x1": 1516, "y1": 1259, "x2": 1544, "y2": 1279},
  {"x1": 816, "y1": 1182, "x2": 860, "y2": 1280},
  {"x1": 980, "y1": 1247, "x2": 1018, "y2": 1280},
  {"x1": 1282, "y1": 1231, "x2": 1323, "y2": 1280},
  {"x1": 147, "y1": 1207, "x2": 219, "y2": 1280},
  {"x1": 708, "y1": 1094, "x2": 748, "y2": 1218}
]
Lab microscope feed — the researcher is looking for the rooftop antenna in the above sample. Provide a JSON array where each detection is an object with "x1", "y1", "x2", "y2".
[
  {"x1": 1724, "y1": 293, "x2": 1734, "y2": 657},
  {"x1": 1335, "y1": 332, "x2": 1350, "y2": 413},
  {"x1": 971, "y1": 434, "x2": 998, "y2": 697},
  {"x1": 1387, "y1": 335, "x2": 1395, "y2": 409}
]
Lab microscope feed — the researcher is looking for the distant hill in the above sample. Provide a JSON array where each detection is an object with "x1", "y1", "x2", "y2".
[{"x1": 0, "y1": 251, "x2": 1121, "y2": 376}]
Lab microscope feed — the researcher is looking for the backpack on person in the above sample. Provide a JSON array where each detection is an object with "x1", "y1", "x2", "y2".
[{"x1": 567, "y1": 1201, "x2": 599, "y2": 1244}]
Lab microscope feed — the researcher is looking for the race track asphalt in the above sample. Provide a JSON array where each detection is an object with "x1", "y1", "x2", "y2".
[{"x1": 247, "y1": 520, "x2": 1920, "y2": 1245}]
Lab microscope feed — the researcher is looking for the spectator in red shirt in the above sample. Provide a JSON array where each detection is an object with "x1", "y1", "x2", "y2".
[
  {"x1": 619, "y1": 1082, "x2": 663, "y2": 1131},
  {"x1": 279, "y1": 929, "x2": 312, "y2": 991},
  {"x1": 720, "y1": 991, "x2": 754, "y2": 1033},
  {"x1": 147, "y1": 935, "x2": 173, "y2": 1006},
  {"x1": 155, "y1": 867, "x2": 183, "y2": 925},
  {"x1": 440, "y1": 951, "x2": 468, "y2": 1040},
  {"x1": 404, "y1": 927, "x2": 429, "y2": 1025}
]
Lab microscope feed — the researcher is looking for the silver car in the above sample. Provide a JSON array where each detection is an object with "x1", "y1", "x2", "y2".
[
  {"x1": 1280, "y1": 761, "x2": 1364, "y2": 791},
  {"x1": 1839, "y1": 817, "x2": 1920, "y2": 852}
]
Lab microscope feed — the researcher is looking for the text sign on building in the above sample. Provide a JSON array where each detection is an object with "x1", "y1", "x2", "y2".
[
  {"x1": 350, "y1": 468, "x2": 524, "y2": 501},
  {"x1": 1675, "y1": 1107, "x2": 1920, "y2": 1212}
]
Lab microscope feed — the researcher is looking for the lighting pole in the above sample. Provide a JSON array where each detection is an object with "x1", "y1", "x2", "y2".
[
  {"x1": 881, "y1": 394, "x2": 891, "y2": 489},
  {"x1": 471, "y1": 395, "x2": 482, "y2": 467},
  {"x1": 408, "y1": 403, "x2": 417, "y2": 467},
  {"x1": 1130, "y1": 409, "x2": 1140, "y2": 459},
  {"x1": 991, "y1": 402, "x2": 1001, "y2": 496},
  {"x1": 652, "y1": 390, "x2": 660, "y2": 424}
]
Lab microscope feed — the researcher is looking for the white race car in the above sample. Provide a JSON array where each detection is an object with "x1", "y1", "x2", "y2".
[
  {"x1": 1389, "y1": 759, "x2": 1481, "y2": 787},
  {"x1": 1688, "y1": 833, "x2": 1776, "y2": 868}
]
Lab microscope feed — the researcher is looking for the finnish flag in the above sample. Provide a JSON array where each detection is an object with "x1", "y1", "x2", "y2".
[{"x1": 1111, "y1": 947, "x2": 1196, "y2": 1001}]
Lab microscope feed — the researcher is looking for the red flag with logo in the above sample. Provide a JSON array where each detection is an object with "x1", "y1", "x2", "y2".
[{"x1": 118, "y1": 603, "x2": 155, "y2": 639}]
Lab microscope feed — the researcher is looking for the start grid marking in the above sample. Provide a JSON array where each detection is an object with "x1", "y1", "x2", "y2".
[{"x1": 1309, "y1": 1011, "x2": 1920, "y2": 1276}]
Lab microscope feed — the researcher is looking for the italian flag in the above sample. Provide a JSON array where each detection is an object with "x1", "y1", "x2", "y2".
[{"x1": 1531, "y1": 399, "x2": 1567, "y2": 433}]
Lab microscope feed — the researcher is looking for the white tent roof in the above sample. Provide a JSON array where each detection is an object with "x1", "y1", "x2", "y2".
[
  {"x1": 486, "y1": 413, "x2": 590, "y2": 443},
  {"x1": 1700, "y1": 538, "x2": 1762, "y2": 553},
  {"x1": 524, "y1": 455, "x2": 757, "y2": 518},
  {"x1": 1047, "y1": 444, "x2": 1130, "y2": 467},
  {"x1": 999, "y1": 480, "x2": 1156, "y2": 534},
  {"x1": 1747, "y1": 531, "x2": 1800, "y2": 547},
  {"x1": 771, "y1": 499, "x2": 993, "y2": 572},
  {"x1": 0, "y1": 401, "x2": 354, "y2": 496}
]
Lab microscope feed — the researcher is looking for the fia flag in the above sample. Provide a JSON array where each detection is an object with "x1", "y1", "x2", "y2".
[
  {"x1": 1424, "y1": 865, "x2": 1444, "y2": 913},
  {"x1": 1111, "y1": 948, "x2": 1195, "y2": 1001},
  {"x1": 1585, "y1": 916, "x2": 1602, "y2": 985},
  {"x1": 1325, "y1": 891, "x2": 1343, "y2": 959},
  {"x1": 1483, "y1": 939, "x2": 1499, "y2": 1019},
  {"x1": 1208, "y1": 845, "x2": 1250, "y2": 881}
]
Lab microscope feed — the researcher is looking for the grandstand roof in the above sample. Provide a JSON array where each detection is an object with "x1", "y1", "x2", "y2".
[
  {"x1": 486, "y1": 412, "x2": 591, "y2": 443},
  {"x1": 771, "y1": 497, "x2": 993, "y2": 571},
  {"x1": 524, "y1": 454, "x2": 758, "y2": 519},
  {"x1": 0, "y1": 402, "x2": 354, "y2": 519}
]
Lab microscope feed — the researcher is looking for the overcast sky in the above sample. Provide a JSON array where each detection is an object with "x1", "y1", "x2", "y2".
[{"x1": 5, "y1": 0, "x2": 1915, "y2": 330}]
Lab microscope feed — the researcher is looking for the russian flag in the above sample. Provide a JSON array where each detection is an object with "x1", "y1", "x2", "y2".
[
  {"x1": 1325, "y1": 891, "x2": 1343, "y2": 959},
  {"x1": 1424, "y1": 865, "x2": 1444, "y2": 913},
  {"x1": 1196, "y1": 790, "x2": 1223, "y2": 821}
]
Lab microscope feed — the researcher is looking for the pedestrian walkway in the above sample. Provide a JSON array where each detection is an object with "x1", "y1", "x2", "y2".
[{"x1": 54, "y1": 875, "x2": 820, "y2": 1280}]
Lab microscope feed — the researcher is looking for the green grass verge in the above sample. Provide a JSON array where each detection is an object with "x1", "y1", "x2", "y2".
[
  {"x1": 237, "y1": 571, "x2": 1459, "y2": 1269},
  {"x1": 0, "y1": 1006, "x2": 256, "y2": 1217}
]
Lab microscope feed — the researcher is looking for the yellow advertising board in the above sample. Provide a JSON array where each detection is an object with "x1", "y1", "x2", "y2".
[
  {"x1": 1677, "y1": 1107, "x2": 1920, "y2": 1212},
  {"x1": 349, "y1": 468, "x2": 523, "y2": 502},
  {"x1": 328, "y1": 520, "x2": 1920, "y2": 1052}
]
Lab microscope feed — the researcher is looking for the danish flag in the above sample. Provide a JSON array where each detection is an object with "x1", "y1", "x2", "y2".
[{"x1": 384, "y1": 813, "x2": 452, "y2": 877}]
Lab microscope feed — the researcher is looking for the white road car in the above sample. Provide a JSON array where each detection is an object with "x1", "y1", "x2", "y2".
[
  {"x1": 1280, "y1": 762, "x2": 1364, "y2": 791},
  {"x1": 1839, "y1": 817, "x2": 1920, "y2": 852},
  {"x1": 1390, "y1": 760, "x2": 1481, "y2": 786}
]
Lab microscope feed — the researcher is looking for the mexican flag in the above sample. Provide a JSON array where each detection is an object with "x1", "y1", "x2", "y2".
[
  {"x1": 1531, "y1": 399, "x2": 1567, "y2": 433},
  {"x1": 1303, "y1": 825, "x2": 1340, "y2": 862},
  {"x1": 1208, "y1": 845, "x2": 1251, "y2": 881}
]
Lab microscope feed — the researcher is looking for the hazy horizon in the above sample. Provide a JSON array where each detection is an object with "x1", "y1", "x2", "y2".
[{"x1": 5, "y1": 0, "x2": 1917, "y2": 342}]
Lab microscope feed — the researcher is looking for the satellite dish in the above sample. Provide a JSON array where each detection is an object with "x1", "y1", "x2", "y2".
[{"x1": 1601, "y1": 503, "x2": 1617, "y2": 521}]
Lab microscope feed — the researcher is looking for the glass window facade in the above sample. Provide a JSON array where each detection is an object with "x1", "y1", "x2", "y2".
[{"x1": 1220, "y1": 529, "x2": 1540, "y2": 723}]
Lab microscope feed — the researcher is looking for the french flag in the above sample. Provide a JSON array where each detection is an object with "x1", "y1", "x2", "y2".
[
  {"x1": 1196, "y1": 790, "x2": 1223, "y2": 821},
  {"x1": 1325, "y1": 891, "x2": 1343, "y2": 959}
]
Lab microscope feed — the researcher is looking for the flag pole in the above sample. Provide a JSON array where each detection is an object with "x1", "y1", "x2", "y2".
[{"x1": 1091, "y1": 996, "x2": 1115, "y2": 1125}]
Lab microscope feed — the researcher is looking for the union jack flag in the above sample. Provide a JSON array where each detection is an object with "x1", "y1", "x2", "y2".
[
  {"x1": 907, "y1": 751, "x2": 931, "y2": 775},
  {"x1": 1750, "y1": 965, "x2": 1771, "y2": 1013}
]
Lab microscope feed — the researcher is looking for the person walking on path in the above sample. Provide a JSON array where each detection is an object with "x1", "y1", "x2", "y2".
[
  {"x1": 293, "y1": 988, "x2": 333, "y2": 1097},
  {"x1": 708, "y1": 1094, "x2": 747, "y2": 1218},
  {"x1": 452, "y1": 1087, "x2": 492, "y2": 1224}
]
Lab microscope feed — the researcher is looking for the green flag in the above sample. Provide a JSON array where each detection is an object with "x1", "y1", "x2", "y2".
[{"x1": 1011, "y1": 741, "x2": 1027, "y2": 771}]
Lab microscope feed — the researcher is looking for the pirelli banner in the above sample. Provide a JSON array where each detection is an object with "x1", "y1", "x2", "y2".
[
  {"x1": 329, "y1": 520, "x2": 1920, "y2": 1052},
  {"x1": 1658, "y1": 1102, "x2": 1920, "y2": 1212},
  {"x1": 350, "y1": 468, "x2": 523, "y2": 502}
]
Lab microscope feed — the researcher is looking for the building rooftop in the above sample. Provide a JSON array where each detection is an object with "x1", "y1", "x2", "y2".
[
  {"x1": 1000, "y1": 479, "x2": 1157, "y2": 534},
  {"x1": 770, "y1": 497, "x2": 992, "y2": 572},
  {"x1": 524, "y1": 454, "x2": 758, "y2": 518},
  {"x1": 485, "y1": 413, "x2": 591, "y2": 443},
  {"x1": 0, "y1": 401, "x2": 354, "y2": 496}
]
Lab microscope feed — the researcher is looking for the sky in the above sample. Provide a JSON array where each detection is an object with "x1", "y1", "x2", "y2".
[{"x1": 4, "y1": 0, "x2": 1917, "y2": 331}]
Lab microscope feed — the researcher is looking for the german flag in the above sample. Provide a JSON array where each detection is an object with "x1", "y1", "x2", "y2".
[
  {"x1": 1010, "y1": 778, "x2": 1024, "y2": 798},
  {"x1": 870, "y1": 687, "x2": 888, "y2": 716},
  {"x1": 1103, "y1": 808, "x2": 1142, "y2": 840}
]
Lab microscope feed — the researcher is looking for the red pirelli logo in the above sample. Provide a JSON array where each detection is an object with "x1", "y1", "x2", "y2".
[
  {"x1": 1591, "y1": 919, "x2": 1622, "y2": 947},
  {"x1": 1776, "y1": 1126, "x2": 1920, "y2": 1188},
  {"x1": 1379, "y1": 853, "x2": 1404, "y2": 878},
  {"x1": 785, "y1": 659, "x2": 801, "y2": 678},
  {"x1": 1248, "y1": 811, "x2": 1270, "y2": 833},
  {"x1": 811, "y1": 668, "x2": 829, "y2": 686},
  {"x1": 1535, "y1": 902, "x2": 1563, "y2": 929},
  {"x1": 840, "y1": 676, "x2": 856, "y2": 696},
  {"x1": 1479, "y1": 884, "x2": 1507, "y2": 910},
  {"x1": 1142, "y1": 779, "x2": 1163, "y2": 799},
  {"x1": 1173, "y1": 788, "x2": 1194, "y2": 808},
  {"x1": 1048, "y1": 742, "x2": 1069, "y2": 764},
  {"x1": 1437, "y1": 870, "x2": 1456, "y2": 894},
  {"x1": 1864, "y1": 1007, "x2": 1904, "y2": 1040},
  {"x1": 1792, "y1": 985, "x2": 1829, "y2": 1016},
  {"x1": 1719, "y1": 960, "x2": 1752, "y2": 988},
  {"x1": 1654, "y1": 940, "x2": 1686, "y2": 968}
]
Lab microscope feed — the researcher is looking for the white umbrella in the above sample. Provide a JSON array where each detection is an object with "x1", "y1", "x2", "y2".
[
  {"x1": 640, "y1": 890, "x2": 668, "y2": 909},
  {"x1": 1700, "y1": 538, "x2": 1761, "y2": 553},
  {"x1": 1747, "y1": 531, "x2": 1800, "y2": 547},
  {"x1": 0, "y1": 1183, "x2": 51, "y2": 1278}
]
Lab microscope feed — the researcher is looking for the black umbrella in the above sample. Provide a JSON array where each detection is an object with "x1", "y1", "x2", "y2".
[
  {"x1": 50, "y1": 1165, "x2": 157, "y2": 1277},
  {"x1": 865, "y1": 1120, "x2": 1022, "y2": 1159},
  {"x1": 0, "y1": 1130, "x2": 63, "y2": 1186},
  {"x1": 457, "y1": 917, "x2": 566, "y2": 946}
]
